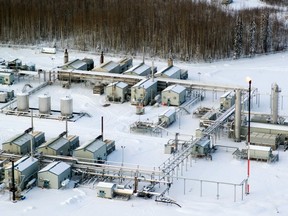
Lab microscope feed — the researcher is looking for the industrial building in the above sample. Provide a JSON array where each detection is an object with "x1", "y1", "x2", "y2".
[
  {"x1": 96, "y1": 182, "x2": 116, "y2": 199},
  {"x1": 2, "y1": 129, "x2": 45, "y2": 155},
  {"x1": 92, "y1": 58, "x2": 132, "y2": 74},
  {"x1": 105, "y1": 81, "x2": 129, "y2": 103},
  {"x1": 124, "y1": 62, "x2": 155, "y2": 76},
  {"x1": 161, "y1": 84, "x2": 186, "y2": 106},
  {"x1": 131, "y1": 78, "x2": 158, "y2": 106},
  {"x1": 73, "y1": 136, "x2": 107, "y2": 162},
  {"x1": 37, "y1": 133, "x2": 79, "y2": 156},
  {"x1": 191, "y1": 137, "x2": 211, "y2": 157},
  {"x1": 4, "y1": 156, "x2": 39, "y2": 190},
  {"x1": 220, "y1": 91, "x2": 235, "y2": 110},
  {"x1": 158, "y1": 109, "x2": 176, "y2": 128},
  {"x1": 60, "y1": 59, "x2": 88, "y2": 71},
  {"x1": 247, "y1": 145, "x2": 273, "y2": 161},
  {"x1": 0, "y1": 72, "x2": 14, "y2": 85},
  {"x1": 81, "y1": 58, "x2": 94, "y2": 71},
  {"x1": 0, "y1": 89, "x2": 14, "y2": 103},
  {"x1": 155, "y1": 58, "x2": 188, "y2": 80},
  {"x1": 38, "y1": 161, "x2": 71, "y2": 189},
  {"x1": 249, "y1": 132, "x2": 280, "y2": 150}
]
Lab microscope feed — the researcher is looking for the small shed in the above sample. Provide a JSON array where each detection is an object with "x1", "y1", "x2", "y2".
[
  {"x1": 4, "y1": 156, "x2": 39, "y2": 190},
  {"x1": 2, "y1": 130, "x2": 45, "y2": 155},
  {"x1": 158, "y1": 109, "x2": 176, "y2": 128},
  {"x1": 38, "y1": 161, "x2": 71, "y2": 189},
  {"x1": 161, "y1": 84, "x2": 186, "y2": 106},
  {"x1": 37, "y1": 134, "x2": 79, "y2": 156},
  {"x1": 61, "y1": 59, "x2": 87, "y2": 71},
  {"x1": 131, "y1": 78, "x2": 158, "y2": 106},
  {"x1": 248, "y1": 145, "x2": 272, "y2": 161},
  {"x1": 96, "y1": 182, "x2": 116, "y2": 199},
  {"x1": 0, "y1": 72, "x2": 14, "y2": 85},
  {"x1": 92, "y1": 61, "x2": 120, "y2": 73},
  {"x1": 105, "y1": 81, "x2": 129, "y2": 103},
  {"x1": 191, "y1": 137, "x2": 211, "y2": 156},
  {"x1": 73, "y1": 137, "x2": 107, "y2": 163},
  {"x1": 124, "y1": 62, "x2": 155, "y2": 76}
]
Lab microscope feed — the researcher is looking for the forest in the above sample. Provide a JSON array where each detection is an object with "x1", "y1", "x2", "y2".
[{"x1": 0, "y1": 0, "x2": 287, "y2": 62}]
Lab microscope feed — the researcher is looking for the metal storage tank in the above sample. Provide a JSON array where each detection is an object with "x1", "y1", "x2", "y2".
[
  {"x1": 60, "y1": 96, "x2": 73, "y2": 117},
  {"x1": 17, "y1": 92, "x2": 29, "y2": 112},
  {"x1": 39, "y1": 94, "x2": 51, "y2": 114}
]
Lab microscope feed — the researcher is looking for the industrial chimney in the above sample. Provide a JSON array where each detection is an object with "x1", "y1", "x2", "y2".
[
  {"x1": 100, "y1": 51, "x2": 104, "y2": 64},
  {"x1": 64, "y1": 49, "x2": 69, "y2": 64},
  {"x1": 271, "y1": 83, "x2": 281, "y2": 124},
  {"x1": 167, "y1": 57, "x2": 173, "y2": 67}
]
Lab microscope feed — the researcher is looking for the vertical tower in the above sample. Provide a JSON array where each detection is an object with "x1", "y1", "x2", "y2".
[
  {"x1": 234, "y1": 89, "x2": 242, "y2": 141},
  {"x1": 271, "y1": 83, "x2": 281, "y2": 124},
  {"x1": 64, "y1": 49, "x2": 69, "y2": 64}
]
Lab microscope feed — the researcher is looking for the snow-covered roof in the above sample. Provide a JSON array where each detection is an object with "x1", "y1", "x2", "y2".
[
  {"x1": 156, "y1": 65, "x2": 180, "y2": 76},
  {"x1": 39, "y1": 161, "x2": 70, "y2": 175},
  {"x1": 133, "y1": 78, "x2": 157, "y2": 89},
  {"x1": 163, "y1": 84, "x2": 186, "y2": 93},
  {"x1": 68, "y1": 59, "x2": 86, "y2": 69},
  {"x1": 249, "y1": 145, "x2": 271, "y2": 151},
  {"x1": 251, "y1": 122, "x2": 288, "y2": 132},
  {"x1": 41, "y1": 136, "x2": 69, "y2": 151},
  {"x1": 4, "y1": 133, "x2": 32, "y2": 146},
  {"x1": 96, "y1": 182, "x2": 116, "y2": 189},
  {"x1": 160, "y1": 109, "x2": 176, "y2": 118},
  {"x1": 75, "y1": 138, "x2": 105, "y2": 153},
  {"x1": 125, "y1": 63, "x2": 150, "y2": 75},
  {"x1": 101, "y1": 61, "x2": 119, "y2": 71},
  {"x1": 107, "y1": 81, "x2": 128, "y2": 89},
  {"x1": 14, "y1": 156, "x2": 38, "y2": 172}
]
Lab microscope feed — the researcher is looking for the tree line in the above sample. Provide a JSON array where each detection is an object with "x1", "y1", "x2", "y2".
[{"x1": 0, "y1": 0, "x2": 287, "y2": 61}]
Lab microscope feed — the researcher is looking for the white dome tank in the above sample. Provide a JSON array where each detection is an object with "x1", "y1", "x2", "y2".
[
  {"x1": 60, "y1": 96, "x2": 73, "y2": 116},
  {"x1": 39, "y1": 94, "x2": 51, "y2": 114},
  {"x1": 17, "y1": 92, "x2": 29, "y2": 112}
]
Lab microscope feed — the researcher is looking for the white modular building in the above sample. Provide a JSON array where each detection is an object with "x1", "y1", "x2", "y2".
[
  {"x1": 105, "y1": 81, "x2": 129, "y2": 103},
  {"x1": 4, "y1": 156, "x2": 39, "y2": 190},
  {"x1": 161, "y1": 84, "x2": 186, "y2": 106},
  {"x1": 2, "y1": 131, "x2": 45, "y2": 155},
  {"x1": 131, "y1": 79, "x2": 158, "y2": 106},
  {"x1": 38, "y1": 161, "x2": 71, "y2": 189},
  {"x1": 124, "y1": 62, "x2": 155, "y2": 76},
  {"x1": 96, "y1": 182, "x2": 116, "y2": 199},
  {"x1": 37, "y1": 134, "x2": 79, "y2": 156},
  {"x1": 158, "y1": 109, "x2": 176, "y2": 128},
  {"x1": 73, "y1": 137, "x2": 107, "y2": 163}
]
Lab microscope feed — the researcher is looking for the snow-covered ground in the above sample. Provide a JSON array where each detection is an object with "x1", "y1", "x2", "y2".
[{"x1": 0, "y1": 45, "x2": 288, "y2": 216}]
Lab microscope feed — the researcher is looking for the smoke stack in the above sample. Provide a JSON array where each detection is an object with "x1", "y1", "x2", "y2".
[
  {"x1": 100, "y1": 51, "x2": 104, "y2": 64},
  {"x1": 168, "y1": 57, "x2": 173, "y2": 67},
  {"x1": 151, "y1": 60, "x2": 154, "y2": 82},
  {"x1": 271, "y1": 83, "x2": 280, "y2": 124},
  {"x1": 64, "y1": 49, "x2": 69, "y2": 64},
  {"x1": 101, "y1": 116, "x2": 104, "y2": 141}
]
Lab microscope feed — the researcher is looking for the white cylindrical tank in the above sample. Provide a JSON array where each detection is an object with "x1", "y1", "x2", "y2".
[
  {"x1": 271, "y1": 83, "x2": 280, "y2": 124},
  {"x1": 39, "y1": 94, "x2": 51, "y2": 114},
  {"x1": 234, "y1": 89, "x2": 241, "y2": 142},
  {"x1": 61, "y1": 96, "x2": 73, "y2": 116},
  {"x1": 17, "y1": 92, "x2": 29, "y2": 112}
]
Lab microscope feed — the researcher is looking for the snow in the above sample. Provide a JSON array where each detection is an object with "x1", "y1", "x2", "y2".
[{"x1": 1, "y1": 10, "x2": 288, "y2": 215}]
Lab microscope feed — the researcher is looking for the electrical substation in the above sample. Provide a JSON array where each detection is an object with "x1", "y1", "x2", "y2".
[{"x1": 0, "y1": 48, "x2": 287, "y2": 206}]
